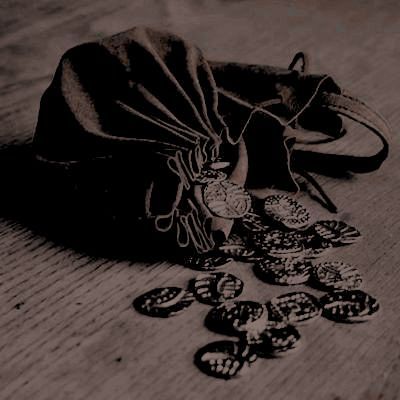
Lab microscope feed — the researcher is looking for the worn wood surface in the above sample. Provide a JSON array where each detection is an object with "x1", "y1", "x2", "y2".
[{"x1": 1, "y1": 1, "x2": 400, "y2": 399}]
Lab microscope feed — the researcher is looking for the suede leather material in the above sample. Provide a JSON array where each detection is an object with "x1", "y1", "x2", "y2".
[{"x1": 33, "y1": 27, "x2": 389, "y2": 253}]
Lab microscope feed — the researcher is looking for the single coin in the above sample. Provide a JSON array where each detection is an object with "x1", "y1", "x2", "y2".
[
  {"x1": 248, "y1": 324, "x2": 302, "y2": 357},
  {"x1": 203, "y1": 180, "x2": 252, "y2": 219},
  {"x1": 183, "y1": 253, "x2": 232, "y2": 271},
  {"x1": 267, "y1": 291, "x2": 321, "y2": 325},
  {"x1": 253, "y1": 256, "x2": 312, "y2": 285},
  {"x1": 295, "y1": 229, "x2": 333, "y2": 259},
  {"x1": 209, "y1": 161, "x2": 231, "y2": 170},
  {"x1": 190, "y1": 272, "x2": 244, "y2": 305},
  {"x1": 263, "y1": 194, "x2": 310, "y2": 229},
  {"x1": 196, "y1": 169, "x2": 227, "y2": 184},
  {"x1": 251, "y1": 230, "x2": 304, "y2": 258},
  {"x1": 313, "y1": 220, "x2": 362, "y2": 246},
  {"x1": 240, "y1": 315, "x2": 288, "y2": 343},
  {"x1": 312, "y1": 261, "x2": 363, "y2": 290},
  {"x1": 194, "y1": 340, "x2": 257, "y2": 380},
  {"x1": 320, "y1": 290, "x2": 379, "y2": 323},
  {"x1": 218, "y1": 234, "x2": 259, "y2": 260},
  {"x1": 133, "y1": 287, "x2": 195, "y2": 318},
  {"x1": 237, "y1": 249, "x2": 264, "y2": 263},
  {"x1": 205, "y1": 301, "x2": 267, "y2": 336},
  {"x1": 240, "y1": 212, "x2": 270, "y2": 233},
  {"x1": 219, "y1": 234, "x2": 247, "y2": 256}
]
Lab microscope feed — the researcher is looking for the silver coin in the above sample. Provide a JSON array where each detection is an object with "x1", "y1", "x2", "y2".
[
  {"x1": 240, "y1": 212, "x2": 270, "y2": 233},
  {"x1": 219, "y1": 234, "x2": 247, "y2": 256},
  {"x1": 219, "y1": 234, "x2": 258, "y2": 260},
  {"x1": 191, "y1": 272, "x2": 243, "y2": 305},
  {"x1": 313, "y1": 220, "x2": 362, "y2": 246},
  {"x1": 209, "y1": 161, "x2": 231, "y2": 170},
  {"x1": 263, "y1": 194, "x2": 310, "y2": 229},
  {"x1": 254, "y1": 256, "x2": 312, "y2": 285},
  {"x1": 203, "y1": 180, "x2": 252, "y2": 219},
  {"x1": 196, "y1": 169, "x2": 227, "y2": 184},
  {"x1": 248, "y1": 324, "x2": 302, "y2": 357},
  {"x1": 267, "y1": 291, "x2": 321, "y2": 325},
  {"x1": 313, "y1": 261, "x2": 363, "y2": 290},
  {"x1": 252, "y1": 230, "x2": 305, "y2": 258},
  {"x1": 320, "y1": 290, "x2": 379, "y2": 323},
  {"x1": 205, "y1": 301, "x2": 268, "y2": 336},
  {"x1": 183, "y1": 253, "x2": 232, "y2": 271},
  {"x1": 295, "y1": 229, "x2": 333, "y2": 259},
  {"x1": 133, "y1": 287, "x2": 195, "y2": 318},
  {"x1": 194, "y1": 340, "x2": 257, "y2": 380}
]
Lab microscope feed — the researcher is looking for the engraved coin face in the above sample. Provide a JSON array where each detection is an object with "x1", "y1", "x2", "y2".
[
  {"x1": 320, "y1": 290, "x2": 379, "y2": 323},
  {"x1": 249, "y1": 324, "x2": 302, "y2": 357},
  {"x1": 295, "y1": 229, "x2": 333, "y2": 259},
  {"x1": 263, "y1": 194, "x2": 310, "y2": 229},
  {"x1": 203, "y1": 180, "x2": 252, "y2": 219},
  {"x1": 313, "y1": 220, "x2": 362, "y2": 246},
  {"x1": 133, "y1": 287, "x2": 195, "y2": 318},
  {"x1": 267, "y1": 292, "x2": 321, "y2": 325},
  {"x1": 313, "y1": 261, "x2": 363, "y2": 290},
  {"x1": 219, "y1": 234, "x2": 247, "y2": 256},
  {"x1": 240, "y1": 212, "x2": 270, "y2": 233},
  {"x1": 205, "y1": 301, "x2": 267, "y2": 336},
  {"x1": 183, "y1": 253, "x2": 232, "y2": 271},
  {"x1": 194, "y1": 341, "x2": 257, "y2": 380},
  {"x1": 190, "y1": 272, "x2": 243, "y2": 305},
  {"x1": 253, "y1": 256, "x2": 312, "y2": 285},
  {"x1": 218, "y1": 234, "x2": 259, "y2": 260},
  {"x1": 196, "y1": 169, "x2": 227, "y2": 184},
  {"x1": 251, "y1": 230, "x2": 304, "y2": 258}
]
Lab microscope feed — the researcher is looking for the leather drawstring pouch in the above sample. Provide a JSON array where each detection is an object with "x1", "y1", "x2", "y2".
[{"x1": 33, "y1": 27, "x2": 390, "y2": 254}]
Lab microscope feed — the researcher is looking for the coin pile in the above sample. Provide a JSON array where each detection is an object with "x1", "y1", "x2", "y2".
[
  {"x1": 132, "y1": 177, "x2": 380, "y2": 380},
  {"x1": 133, "y1": 272, "x2": 245, "y2": 317}
]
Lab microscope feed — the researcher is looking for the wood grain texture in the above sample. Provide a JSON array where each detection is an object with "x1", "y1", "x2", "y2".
[{"x1": 0, "y1": 1, "x2": 400, "y2": 399}]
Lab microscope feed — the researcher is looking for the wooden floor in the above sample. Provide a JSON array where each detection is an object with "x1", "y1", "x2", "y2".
[{"x1": 1, "y1": 1, "x2": 400, "y2": 399}]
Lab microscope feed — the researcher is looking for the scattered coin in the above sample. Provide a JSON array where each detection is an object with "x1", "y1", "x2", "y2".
[
  {"x1": 205, "y1": 301, "x2": 267, "y2": 336},
  {"x1": 313, "y1": 220, "x2": 362, "y2": 246},
  {"x1": 247, "y1": 324, "x2": 302, "y2": 357},
  {"x1": 183, "y1": 253, "x2": 232, "y2": 271},
  {"x1": 267, "y1": 291, "x2": 321, "y2": 325},
  {"x1": 190, "y1": 272, "x2": 244, "y2": 305},
  {"x1": 263, "y1": 194, "x2": 310, "y2": 229},
  {"x1": 196, "y1": 169, "x2": 227, "y2": 184},
  {"x1": 203, "y1": 180, "x2": 252, "y2": 219},
  {"x1": 312, "y1": 261, "x2": 363, "y2": 290},
  {"x1": 240, "y1": 212, "x2": 270, "y2": 233},
  {"x1": 253, "y1": 256, "x2": 312, "y2": 285},
  {"x1": 320, "y1": 290, "x2": 379, "y2": 323},
  {"x1": 133, "y1": 287, "x2": 195, "y2": 318},
  {"x1": 219, "y1": 234, "x2": 247, "y2": 255},
  {"x1": 295, "y1": 229, "x2": 333, "y2": 259},
  {"x1": 194, "y1": 340, "x2": 257, "y2": 380},
  {"x1": 132, "y1": 184, "x2": 374, "y2": 379},
  {"x1": 251, "y1": 230, "x2": 304, "y2": 258},
  {"x1": 218, "y1": 234, "x2": 259, "y2": 260}
]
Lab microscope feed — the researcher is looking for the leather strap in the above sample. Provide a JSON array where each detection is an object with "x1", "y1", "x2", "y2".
[{"x1": 293, "y1": 91, "x2": 390, "y2": 173}]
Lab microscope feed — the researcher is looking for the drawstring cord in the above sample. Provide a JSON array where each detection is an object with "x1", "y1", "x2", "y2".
[
  {"x1": 253, "y1": 52, "x2": 338, "y2": 213},
  {"x1": 295, "y1": 169, "x2": 338, "y2": 213},
  {"x1": 287, "y1": 52, "x2": 337, "y2": 213}
]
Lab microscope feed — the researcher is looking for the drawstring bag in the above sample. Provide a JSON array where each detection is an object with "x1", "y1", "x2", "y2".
[{"x1": 33, "y1": 27, "x2": 390, "y2": 254}]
